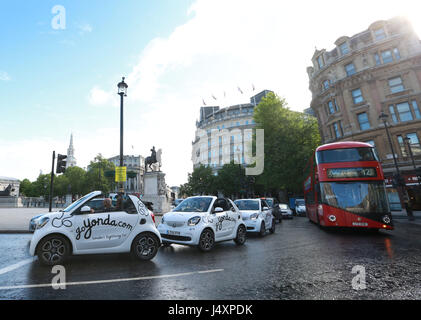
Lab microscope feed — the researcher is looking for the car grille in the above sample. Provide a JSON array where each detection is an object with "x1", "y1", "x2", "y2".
[
  {"x1": 165, "y1": 221, "x2": 185, "y2": 228},
  {"x1": 161, "y1": 234, "x2": 192, "y2": 241}
]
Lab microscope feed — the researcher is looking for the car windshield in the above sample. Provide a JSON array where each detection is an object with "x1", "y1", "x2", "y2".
[
  {"x1": 316, "y1": 147, "x2": 378, "y2": 164},
  {"x1": 63, "y1": 192, "x2": 96, "y2": 212},
  {"x1": 264, "y1": 199, "x2": 273, "y2": 207},
  {"x1": 234, "y1": 200, "x2": 260, "y2": 211},
  {"x1": 296, "y1": 200, "x2": 305, "y2": 206},
  {"x1": 320, "y1": 181, "x2": 390, "y2": 215},
  {"x1": 279, "y1": 204, "x2": 288, "y2": 210},
  {"x1": 173, "y1": 197, "x2": 213, "y2": 213}
]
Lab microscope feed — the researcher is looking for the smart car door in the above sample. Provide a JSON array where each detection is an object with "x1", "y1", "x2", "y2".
[{"x1": 213, "y1": 199, "x2": 231, "y2": 238}]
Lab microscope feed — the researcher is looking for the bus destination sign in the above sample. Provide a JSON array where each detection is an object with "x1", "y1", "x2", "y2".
[{"x1": 326, "y1": 167, "x2": 377, "y2": 179}]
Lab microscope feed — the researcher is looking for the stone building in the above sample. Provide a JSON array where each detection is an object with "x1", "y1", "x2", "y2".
[
  {"x1": 307, "y1": 17, "x2": 421, "y2": 209},
  {"x1": 192, "y1": 90, "x2": 272, "y2": 172},
  {"x1": 107, "y1": 155, "x2": 145, "y2": 194}
]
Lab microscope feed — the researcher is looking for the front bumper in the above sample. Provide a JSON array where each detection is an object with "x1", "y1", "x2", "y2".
[
  {"x1": 243, "y1": 219, "x2": 261, "y2": 232},
  {"x1": 157, "y1": 223, "x2": 201, "y2": 245}
]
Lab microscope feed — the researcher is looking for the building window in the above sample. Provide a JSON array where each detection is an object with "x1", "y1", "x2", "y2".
[
  {"x1": 389, "y1": 105, "x2": 398, "y2": 123},
  {"x1": 345, "y1": 63, "x2": 356, "y2": 76},
  {"x1": 317, "y1": 55, "x2": 324, "y2": 69},
  {"x1": 406, "y1": 133, "x2": 421, "y2": 155},
  {"x1": 333, "y1": 122, "x2": 342, "y2": 138},
  {"x1": 396, "y1": 102, "x2": 414, "y2": 122},
  {"x1": 397, "y1": 135, "x2": 407, "y2": 157},
  {"x1": 327, "y1": 99, "x2": 338, "y2": 114},
  {"x1": 339, "y1": 42, "x2": 349, "y2": 55},
  {"x1": 357, "y1": 112, "x2": 370, "y2": 131},
  {"x1": 374, "y1": 53, "x2": 381, "y2": 65},
  {"x1": 412, "y1": 100, "x2": 421, "y2": 119},
  {"x1": 381, "y1": 50, "x2": 394, "y2": 64},
  {"x1": 393, "y1": 48, "x2": 401, "y2": 60},
  {"x1": 322, "y1": 79, "x2": 330, "y2": 91},
  {"x1": 388, "y1": 76, "x2": 404, "y2": 94},
  {"x1": 351, "y1": 88, "x2": 363, "y2": 104},
  {"x1": 374, "y1": 27, "x2": 386, "y2": 41},
  {"x1": 375, "y1": 48, "x2": 400, "y2": 65}
]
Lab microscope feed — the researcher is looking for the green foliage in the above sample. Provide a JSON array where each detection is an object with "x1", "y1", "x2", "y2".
[
  {"x1": 185, "y1": 164, "x2": 217, "y2": 196},
  {"x1": 253, "y1": 92, "x2": 321, "y2": 194},
  {"x1": 215, "y1": 161, "x2": 245, "y2": 198},
  {"x1": 85, "y1": 154, "x2": 116, "y2": 193}
]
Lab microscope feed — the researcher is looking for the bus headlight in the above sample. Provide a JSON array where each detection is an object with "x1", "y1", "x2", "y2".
[
  {"x1": 382, "y1": 215, "x2": 391, "y2": 224},
  {"x1": 328, "y1": 215, "x2": 336, "y2": 222}
]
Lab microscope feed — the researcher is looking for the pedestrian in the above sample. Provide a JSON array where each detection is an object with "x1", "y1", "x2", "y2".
[{"x1": 403, "y1": 193, "x2": 415, "y2": 221}]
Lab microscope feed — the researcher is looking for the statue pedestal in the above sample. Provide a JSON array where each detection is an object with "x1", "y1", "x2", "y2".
[{"x1": 142, "y1": 171, "x2": 171, "y2": 215}]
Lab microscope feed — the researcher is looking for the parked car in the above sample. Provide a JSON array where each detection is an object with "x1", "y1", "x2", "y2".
[
  {"x1": 279, "y1": 203, "x2": 293, "y2": 219},
  {"x1": 29, "y1": 191, "x2": 161, "y2": 265},
  {"x1": 295, "y1": 199, "x2": 306, "y2": 216},
  {"x1": 157, "y1": 196, "x2": 246, "y2": 251},
  {"x1": 234, "y1": 199, "x2": 276, "y2": 236},
  {"x1": 261, "y1": 197, "x2": 282, "y2": 223}
]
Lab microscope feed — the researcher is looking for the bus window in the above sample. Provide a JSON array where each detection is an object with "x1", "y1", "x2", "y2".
[{"x1": 316, "y1": 147, "x2": 379, "y2": 164}]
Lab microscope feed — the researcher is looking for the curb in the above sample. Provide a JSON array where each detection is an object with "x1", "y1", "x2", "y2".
[{"x1": 0, "y1": 230, "x2": 33, "y2": 234}]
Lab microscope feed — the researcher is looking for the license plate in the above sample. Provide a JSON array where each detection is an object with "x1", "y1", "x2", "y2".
[{"x1": 168, "y1": 230, "x2": 180, "y2": 236}]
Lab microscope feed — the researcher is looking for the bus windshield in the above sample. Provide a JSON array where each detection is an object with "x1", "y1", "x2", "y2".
[
  {"x1": 316, "y1": 147, "x2": 378, "y2": 164},
  {"x1": 320, "y1": 181, "x2": 390, "y2": 214}
]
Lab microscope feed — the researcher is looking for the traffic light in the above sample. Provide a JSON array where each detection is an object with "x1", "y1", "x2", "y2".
[{"x1": 56, "y1": 154, "x2": 67, "y2": 174}]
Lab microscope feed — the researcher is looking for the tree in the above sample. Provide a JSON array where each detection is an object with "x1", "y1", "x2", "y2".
[
  {"x1": 19, "y1": 179, "x2": 34, "y2": 197},
  {"x1": 183, "y1": 164, "x2": 217, "y2": 196},
  {"x1": 253, "y1": 92, "x2": 320, "y2": 195},
  {"x1": 85, "y1": 154, "x2": 116, "y2": 193},
  {"x1": 63, "y1": 166, "x2": 87, "y2": 197},
  {"x1": 215, "y1": 161, "x2": 245, "y2": 199}
]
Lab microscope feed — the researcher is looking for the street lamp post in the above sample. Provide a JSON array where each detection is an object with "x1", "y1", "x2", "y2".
[
  {"x1": 117, "y1": 77, "x2": 128, "y2": 194},
  {"x1": 379, "y1": 112, "x2": 413, "y2": 220}
]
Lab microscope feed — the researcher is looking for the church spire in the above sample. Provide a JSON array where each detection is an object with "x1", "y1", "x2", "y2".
[{"x1": 66, "y1": 133, "x2": 77, "y2": 168}]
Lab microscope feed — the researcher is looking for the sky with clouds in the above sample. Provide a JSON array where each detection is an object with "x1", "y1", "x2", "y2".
[{"x1": 1, "y1": 0, "x2": 421, "y2": 187}]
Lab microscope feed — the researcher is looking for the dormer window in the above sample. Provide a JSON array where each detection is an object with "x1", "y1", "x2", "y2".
[
  {"x1": 339, "y1": 42, "x2": 349, "y2": 55},
  {"x1": 374, "y1": 27, "x2": 386, "y2": 41},
  {"x1": 317, "y1": 55, "x2": 324, "y2": 69}
]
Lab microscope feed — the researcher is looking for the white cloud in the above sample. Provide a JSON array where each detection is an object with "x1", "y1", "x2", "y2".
[
  {"x1": 77, "y1": 23, "x2": 93, "y2": 35},
  {"x1": 0, "y1": 71, "x2": 10, "y2": 81},
  {"x1": 88, "y1": 86, "x2": 116, "y2": 106}
]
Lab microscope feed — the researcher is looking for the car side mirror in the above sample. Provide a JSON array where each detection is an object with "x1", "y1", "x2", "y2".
[
  {"x1": 213, "y1": 207, "x2": 224, "y2": 213},
  {"x1": 263, "y1": 206, "x2": 269, "y2": 211},
  {"x1": 80, "y1": 206, "x2": 91, "y2": 214}
]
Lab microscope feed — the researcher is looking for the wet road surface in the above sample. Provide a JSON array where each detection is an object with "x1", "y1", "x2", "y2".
[{"x1": 0, "y1": 217, "x2": 420, "y2": 299}]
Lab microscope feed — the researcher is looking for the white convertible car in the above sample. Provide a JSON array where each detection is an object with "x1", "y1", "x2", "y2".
[
  {"x1": 234, "y1": 199, "x2": 276, "y2": 236},
  {"x1": 29, "y1": 191, "x2": 161, "y2": 265},
  {"x1": 157, "y1": 196, "x2": 247, "y2": 251}
]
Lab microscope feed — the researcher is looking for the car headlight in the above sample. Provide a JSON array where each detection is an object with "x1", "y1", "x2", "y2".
[
  {"x1": 188, "y1": 216, "x2": 201, "y2": 226},
  {"x1": 250, "y1": 213, "x2": 258, "y2": 220},
  {"x1": 36, "y1": 217, "x2": 50, "y2": 230}
]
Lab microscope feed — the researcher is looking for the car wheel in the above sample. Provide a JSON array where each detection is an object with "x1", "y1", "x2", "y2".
[
  {"x1": 37, "y1": 235, "x2": 70, "y2": 266},
  {"x1": 198, "y1": 229, "x2": 215, "y2": 252},
  {"x1": 270, "y1": 219, "x2": 276, "y2": 234},
  {"x1": 234, "y1": 225, "x2": 246, "y2": 245},
  {"x1": 259, "y1": 222, "x2": 266, "y2": 237},
  {"x1": 131, "y1": 232, "x2": 160, "y2": 261}
]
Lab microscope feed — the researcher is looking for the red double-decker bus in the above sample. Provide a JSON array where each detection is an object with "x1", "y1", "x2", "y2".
[{"x1": 304, "y1": 141, "x2": 393, "y2": 231}]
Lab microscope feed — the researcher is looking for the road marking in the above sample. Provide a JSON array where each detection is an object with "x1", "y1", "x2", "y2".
[
  {"x1": 0, "y1": 268, "x2": 224, "y2": 290},
  {"x1": 0, "y1": 258, "x2": 34, "y2": 277}
]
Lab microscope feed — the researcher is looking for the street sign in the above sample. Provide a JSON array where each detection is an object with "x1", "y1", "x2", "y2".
[{"x1": 115, "y1": 166, "x2": 127, "y2": 182}]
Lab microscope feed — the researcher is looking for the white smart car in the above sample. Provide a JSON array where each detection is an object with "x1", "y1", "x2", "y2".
[
  {"x1": 29, "y1": 191, "x2": 161, "y2": 265},
  {"x1": 234, "y1": 199, "x2": 276, "y2": 236},
  {"x1": 157, "y1": 196, "x2": 247, "y2": 251}
]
